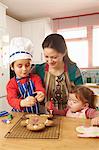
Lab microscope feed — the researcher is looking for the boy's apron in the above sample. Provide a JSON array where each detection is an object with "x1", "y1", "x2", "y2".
[{"x1": 12, "y1": 76, "x2": 39, "y2": 114}]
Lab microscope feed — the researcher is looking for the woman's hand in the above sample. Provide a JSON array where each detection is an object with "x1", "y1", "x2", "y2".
[
  {"x1": 35, "y1": 91, "x2": 45, "y2": 102},
  {"x1": 45, "y1": 101, "x2": 54, "y2": 112},
  {"x1": 20, "y1": 96, "x2": 36, "y2": 107},
  {"x1": 91, "y1": 116, "x2": 99, "y2": 126}
]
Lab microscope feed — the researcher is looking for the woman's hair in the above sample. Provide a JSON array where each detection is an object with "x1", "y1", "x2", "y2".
[
  {"x1": 42, "y1": 33, "x2": 74, "y2": 64},
  {"x1": 70, "y1": 85, "x2": 95, "y2": 108}
]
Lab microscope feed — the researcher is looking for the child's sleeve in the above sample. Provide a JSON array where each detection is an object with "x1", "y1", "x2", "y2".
[
  {"x1": 32, "y1": 74, "x2": 46, "y2": 94},
  {"x1": 53, "y1": 107, "x2": 68, "y2": 116},
  {"x1": 6, "y1": 79, "x2": 23, "y2": 110},
  {"x1": 85, "y1": 108, "x2": 99, "y2": 119}
]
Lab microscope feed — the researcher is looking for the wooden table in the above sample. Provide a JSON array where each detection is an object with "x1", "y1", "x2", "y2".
[{"x1": 0, "y1": 112, "x2": 99, "y2": 150}]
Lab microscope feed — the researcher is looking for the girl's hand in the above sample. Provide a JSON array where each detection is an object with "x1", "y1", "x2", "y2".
[
  {"x1": 91, "y1": 116, "x2": 99, "y2": 126},
  {"x1": 20, "y1": 96, "x2": 36, "y2": 107},
  {"x1": 35, "y1": 91, "x2": 45, "y2": 102}
]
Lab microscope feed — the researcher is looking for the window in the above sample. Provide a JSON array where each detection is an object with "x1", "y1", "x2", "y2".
[
  {"x1": 58, "y1": 27, "x2": 87, "y2": 39},
  {"x1": 93, "y1": 26, "x2": 99, "y2": 67},
  {"x1": 66, "y1": 41, "x2": 88, "y2": 68},
  {"x1": 57, "y1": 26, "x2": 99, "y2": 68}
]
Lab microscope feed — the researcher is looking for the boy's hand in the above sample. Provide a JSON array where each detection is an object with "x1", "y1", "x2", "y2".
[
  {"x1": 20, "y1": 96, "x2": 36, "y2": 107},
  {"x1": 35, "y1": 91, "x2": 45, "y2": 102},
  {"x1": 91, "y1": 116, "x2": 99, "y2": 126}
]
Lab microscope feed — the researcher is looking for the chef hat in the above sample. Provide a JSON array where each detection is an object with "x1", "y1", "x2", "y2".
[{"x1": 9, "y1": 37, "x2": 33, "y2": 65}]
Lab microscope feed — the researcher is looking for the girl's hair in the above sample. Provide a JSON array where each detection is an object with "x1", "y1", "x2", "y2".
[
  {"x1": 70, "y1": 85, "x2": 95, "y2": 108},
  {"x1": 42, "y1": 33, "x2": 74, "y2": 64}
]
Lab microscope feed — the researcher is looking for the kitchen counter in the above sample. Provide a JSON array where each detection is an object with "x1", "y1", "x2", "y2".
[
  {"x1": 84, "y1": 83, "x2": 99, "y2": 88},
  {"x1": 0, "y1": 112, "x2": 99, "y2": 150}
]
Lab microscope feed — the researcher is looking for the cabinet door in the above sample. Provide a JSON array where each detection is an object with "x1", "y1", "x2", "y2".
[
  {"x1": 21, "y1": 22, "x2": 32, "y2": 40},
  {"x1": 31, "y1": 21, "x2": 45, "y2": 64},
  {"x1": 0, "y1": 45, "x2": 9, "y2": 97},
  {"x1": 22, "y1": 19, "x2": 52, "y2": 64},
  {"x1": 0, "y1": 97, "x2": 11, "y2": 111}
]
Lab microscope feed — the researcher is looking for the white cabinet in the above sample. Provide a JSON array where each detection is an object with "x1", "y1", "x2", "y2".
[
  {"x1": 6, "y1": 16, "x2": 21, "y2": 40},
  {"x1": 0, "y1": 2, "x2": 7, "y2": 33},
  {"x1": 0, "y1": 64, "x2": 9, "y2": 97},
  {"x1": 0, "y1": 16, "x2": 21, "y2": 98},
  {"x1": 0, "y1": 2, "x2": 9, "y2": 97},
  {"x1": 21, "y1": 18, "x2": 52, "y2": 64},
  {"x1": 0, "y1": 97, "x2": 11, "y2": 112},
  {"x1": 21, "y1": 21, "x2": 32, "y2": 40},
  {"x1": 0, "y1": 35, "x2": 9, "y2": 97}
]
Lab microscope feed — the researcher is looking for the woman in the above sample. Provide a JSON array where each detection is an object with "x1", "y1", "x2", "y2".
[{"x1": 32, "y1": 33, "x2": 83, "y2": 114}]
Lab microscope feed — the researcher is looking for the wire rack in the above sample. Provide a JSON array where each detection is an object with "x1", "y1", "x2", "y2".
[{"x1": 4, "y1": 115, "x2": 61, "y2": 139}]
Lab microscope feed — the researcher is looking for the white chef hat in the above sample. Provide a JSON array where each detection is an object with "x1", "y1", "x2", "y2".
[{"x1": 9, "y1": 37, "x2": 33, "y2": 65}]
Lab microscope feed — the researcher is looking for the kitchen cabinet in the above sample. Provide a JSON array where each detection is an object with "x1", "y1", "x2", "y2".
[
  {"x1": 0, "y1": 96, "x2": 11, "y2": 111},
  {"x1": 21, "y1": 18, "x2": 52, "y2": 64},
  {"x1": 0, "y1": 2, "x2": 9, "y2": 97},
  {"x1": 0, "y1": 2, "x2": 7, "y2": 33},
  {"x1": 0, "y1": 2, "x2": 11, "y2": 112},
  {"x1": 0, "y1": 62, "x2": 9, "y2": 97},
  {"x1": 0, "y1": 3, "x2": 21, "y2": 98},
  {"x1": 6, "y1": 16, "x2": 21, "y2": 40}
]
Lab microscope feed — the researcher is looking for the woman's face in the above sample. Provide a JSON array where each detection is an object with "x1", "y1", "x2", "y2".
[
  {"x1": 44, "y1": 48, "x2": 65, "y2": 68},
  {"x1": 12, "y1": 59, "x2": 31, "y2": 78}
]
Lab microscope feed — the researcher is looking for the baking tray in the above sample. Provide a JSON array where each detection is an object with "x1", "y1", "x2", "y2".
[{"x1": 4, "y1": 115, "x2": 61, "y2": 139}]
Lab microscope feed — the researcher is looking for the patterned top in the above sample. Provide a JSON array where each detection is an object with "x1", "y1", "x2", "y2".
[{"x1": 45, "y1": 72, "x2": 69, "y2": 110}]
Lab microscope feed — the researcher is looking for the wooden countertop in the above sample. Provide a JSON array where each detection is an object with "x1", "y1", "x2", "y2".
[
  {"x1": 84, "y1": 83, "x2": 99, "y2": 88},
  {"x1": 0, "y1": 112, "x2": 99, "y2": 150}
]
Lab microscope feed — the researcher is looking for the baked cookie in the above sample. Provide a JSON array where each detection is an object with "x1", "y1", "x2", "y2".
[
  {"x1": 25, "y1": 114, "x2": 38, "y2": 119},
  {"x1": 44, "y1": 119, "x2": 54, "y2": 127},
  {"x1": 40, "y1": 114, "x2": 53, "y2": 119},
  {"x1": 20, "y1": 114, "x2": 55, "y2": 131},
  {"x1": 20, "y1": 119, "x2": 28, "y2": 127}
]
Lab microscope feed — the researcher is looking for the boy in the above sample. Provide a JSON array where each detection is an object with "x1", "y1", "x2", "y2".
[{"x1": 7, "y1": 37, "x2": 45, "y2": 114}]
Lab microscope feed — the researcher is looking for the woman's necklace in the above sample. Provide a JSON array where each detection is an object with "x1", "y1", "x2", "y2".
[{"x1": 49, "y1": 63, "x2": 64, "y2": 76}]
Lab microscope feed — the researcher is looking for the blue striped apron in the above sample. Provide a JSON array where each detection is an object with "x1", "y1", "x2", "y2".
[{"x1": 12, "y1": 76, "x2": 39, "y2": 114}]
